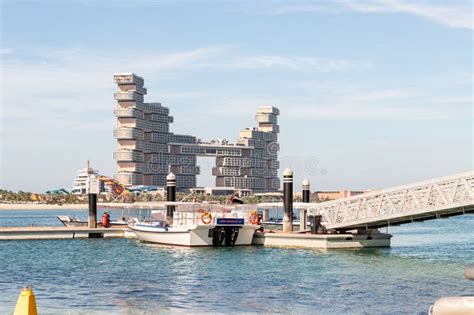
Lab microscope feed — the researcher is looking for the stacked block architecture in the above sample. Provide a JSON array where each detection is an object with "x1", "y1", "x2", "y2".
[{"x1": 113, "y1": 73, "x2": 280, "y2": 192}]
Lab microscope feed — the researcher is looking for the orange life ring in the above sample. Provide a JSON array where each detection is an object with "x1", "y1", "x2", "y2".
[
  {"x1": 201, "y1": 211, "x2": 212, "y2": 224},
  {"x1": 249, "y1": 210, "x2": 260, "y2": 225}
]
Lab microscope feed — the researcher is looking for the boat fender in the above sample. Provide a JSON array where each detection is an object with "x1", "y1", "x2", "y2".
[
  {"x1": 429, "y1": 297, "x2": 474, "y2": 315},
  {"x1": 465, "y1": 263, "x2": 474, "y2": 280}
]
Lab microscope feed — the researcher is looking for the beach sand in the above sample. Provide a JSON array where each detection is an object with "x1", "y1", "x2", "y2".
[
  {"x1": 0, "y1": 202, "x2": 165, "y2": 210},
  {"x1": 0, "y1": 203, "x2": 88, "y2": 210}
]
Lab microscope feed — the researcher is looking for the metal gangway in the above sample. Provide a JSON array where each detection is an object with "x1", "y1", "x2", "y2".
[{"x1": 304, "y1": 171, "x2": 474, "y2": 231}]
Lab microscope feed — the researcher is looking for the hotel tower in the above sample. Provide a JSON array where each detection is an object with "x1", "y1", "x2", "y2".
[{"x1": 113, "y1": 73, "x2": 280, "y2": 192}]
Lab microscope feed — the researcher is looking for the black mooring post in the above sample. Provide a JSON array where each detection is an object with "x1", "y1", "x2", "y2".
[
  {"x1": 88, "y1": 193, "x2": 97, "y2": 228},
  {"x1": 302, "y1": 179, "x2": 310, "y2": 203},
  {"x1": 300, "y1": 179, "x2": 310, "y2": 231},
  {"x1": 283, "y1": 168, "x2": 293, "y2": 233},
  {"x1": 166, "y1": 172, "x2": 176, "y2": 225}
]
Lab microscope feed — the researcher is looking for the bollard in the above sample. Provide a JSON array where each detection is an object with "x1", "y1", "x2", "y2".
[
  {"x1": 309, "y1": 215, "x2": 322, "y2": 234},
  {"x1": 88, "y1": 175, "x2": 100, "y2": 228},
  {"x1": 299, "y1": 208, "x2": 307, "y2": 232},
  {"x1": 283, "y1": 168, "x2": 293, "y2": 233},
  {"x1": 301, "y1": 179, "x2": 310, "y2": 231},
  {"x1": 14, "y1": 286, "x2": 38, "y2": 315},
  {"x1": 166, "y1": 172, "x2": 176, "y2": 226},
  {"x1": 88, "y1": 194, "x2": 97, "y2": 228},
  {"x1": 263, "y1": 209, "x2": 269, "y2": 222},
  {"x1": 302, "y1": 179, "x2": 310, "y2": 203}
]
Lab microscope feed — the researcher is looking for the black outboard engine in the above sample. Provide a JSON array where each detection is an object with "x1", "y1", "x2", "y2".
[
  {"x1": 212, "y1": 227, "x2": 226, "y2": 247},
  {"x1": 212, "y1": 226, "x2": 240, "y2": 247}
]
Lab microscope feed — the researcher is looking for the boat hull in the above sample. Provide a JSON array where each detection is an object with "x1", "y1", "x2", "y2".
[
  {"x1": 129, "y1": 224, "x2": 259, "y2": 247},
  {"x1": 57, "y1": 216, "x2": 127, "y2": 228}
]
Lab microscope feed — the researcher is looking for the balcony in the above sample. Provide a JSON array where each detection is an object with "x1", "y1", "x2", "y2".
[
  {"x1": 256, "y1": 113, "x2": 278, "y2": 124},
  {"x1": 117, "y1": 162, "x2": 146, "y2": 173},
  {"x1": 114, "y1": 91, "x2": 144, "y2": 102},
  {"x1": 259, "y1": 124, "x2": 279, "y2": 134},
  {"x1": 113, "y1": 150, "x2": 144, "y2": 162},
  {"x1": 114, "y1": 73, "x2": 144, "y2": 86},
  {"x1": 135, "y1": 86, "x2": 147, "y2": 95},
  {"x1": 113, "y1": 128, "x2": 144, "y2": 140},
  {"x1": 136, "y1": 120, "x2": 169, "y2": 133},
  {"x1": 114, "y1": 108, "x2": 144, "y2": 119},
  {"x1": 114, "y1": 172, "x2": 143, "y2": 186},
  {"x1": 137, "y1": 103, "x2": 169, "y2": 115},
  {"x1": 257, "y1": 106, "x2": 280, "y2": 116},
  {"x1": 151, "y1": 114, "x2": 174, "y2": 123}
]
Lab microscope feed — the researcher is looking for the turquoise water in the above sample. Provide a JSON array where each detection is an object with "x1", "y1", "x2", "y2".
[
  {"x1": 0, "y1": 209, "x2": 150, "y2": 227},
  {"x1": 0, "y1": 210, "x2": 473, "y2": 314}
]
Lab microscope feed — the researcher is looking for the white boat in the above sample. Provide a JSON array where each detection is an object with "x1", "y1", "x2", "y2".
[
  {"x1": 128, "y1": 203, "x2": 262, "y2": 247},
  {"x1": 57, "y1": 215, "x2": 128, "y2": 228}
]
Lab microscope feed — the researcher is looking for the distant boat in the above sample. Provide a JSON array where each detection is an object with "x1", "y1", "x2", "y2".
[{"x1": 57, "y1": 215, "x2": 128, "y2": 228}]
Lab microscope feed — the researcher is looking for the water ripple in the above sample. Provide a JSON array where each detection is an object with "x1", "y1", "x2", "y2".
[{"x1": 0, "y1": 212, "x2": 473, "y2": 314}]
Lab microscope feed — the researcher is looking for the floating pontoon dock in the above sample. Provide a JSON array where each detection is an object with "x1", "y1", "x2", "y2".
[{"x1": 0, "y1": 227, "x2": 136, "y2": 240}]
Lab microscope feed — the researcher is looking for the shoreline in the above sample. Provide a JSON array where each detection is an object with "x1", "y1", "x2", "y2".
[
  {"x1": 0, "y1": 203, "x2": 88, "y2": 210},
  {"x1": 0, "y1": 202, "x2": 166, "y2": 210}
]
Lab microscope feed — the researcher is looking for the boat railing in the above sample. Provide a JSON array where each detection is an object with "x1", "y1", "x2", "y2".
[{"x1": 172, "y1": 204, "x2": 259, "y2": 227}]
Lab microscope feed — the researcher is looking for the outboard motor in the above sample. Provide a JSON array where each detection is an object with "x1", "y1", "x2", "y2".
[
  {"x1": 212, "y1": 227, "x2": 240, "y2": 247},
  {"x1": 224, "y1": 227, "x2": 239, "y2": 246},
  {"x1": 212, "y1": 227, "x2": 226, "y2": 247}
]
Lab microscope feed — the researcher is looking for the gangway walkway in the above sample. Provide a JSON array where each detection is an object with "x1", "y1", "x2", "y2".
[{"x1": 304, "y1": 171, "x2": 474, "y2": 231}]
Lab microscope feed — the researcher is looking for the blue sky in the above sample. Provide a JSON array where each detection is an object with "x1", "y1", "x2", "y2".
[{"x1": 0, "y1": 0, "x2": 472, "y2": 192}]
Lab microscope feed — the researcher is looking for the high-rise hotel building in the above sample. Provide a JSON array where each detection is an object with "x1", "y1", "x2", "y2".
[{"x1": 113, "y1": 73, "x2": 280, "y2": 191}]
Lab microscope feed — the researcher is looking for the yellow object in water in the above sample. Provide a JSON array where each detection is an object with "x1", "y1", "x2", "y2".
[{"x1": 13, "y1": 286, "x2": 38, "y2": 315}]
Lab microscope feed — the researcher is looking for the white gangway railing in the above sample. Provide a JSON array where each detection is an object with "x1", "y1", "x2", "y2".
[{"x1": 303, "y1": 171, "x2": 474, "y2": 230}]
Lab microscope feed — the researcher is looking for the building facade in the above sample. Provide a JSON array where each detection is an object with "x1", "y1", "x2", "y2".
[
  {"x1": 69, "y1": 161, "x2": 105, "y2": 195},
  {"x1": 113, "y1": 73, "x2": 280, "y2": 192},
  {"x1": 313, "y1": 190, "x2": 368, "y2": 201}
]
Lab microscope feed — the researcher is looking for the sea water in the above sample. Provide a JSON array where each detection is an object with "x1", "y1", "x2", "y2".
[{"x1": 0, "y1": 210, "x2": 473, "y2": 314}]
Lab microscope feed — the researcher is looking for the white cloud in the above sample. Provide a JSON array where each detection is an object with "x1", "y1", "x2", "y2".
[
  {"x1": 263, "y1": 0, "x2": 473, "y2": 30},
  {"x1": 1, "y1": 46, "x2": 470, "y2": 137},
  {"x1": 1, "y1": 45, "x2": 471, "y2": 191},
  {"x1": 0, "y1": 46, "x2": 229, "y2": 117},
  {"x1": 219, "y1": 55, "x2": 362, "y2": 72},
  {"x1": 264, "y1": 4, "x2": 343, "y2": 15},
  {"x1": 194, "y1": 86, "x2": 471, "y2": 121},
  {"x1": 343, "y1": 0, "x2": 473, "y2": 30},
  {"x1": 285, "y1": 102, "x2": 461, "y2": 120},
  {"x1": 1, "y1": 46, "x2": 366, "y2": 120},
  {"x1": 0, "y1": 48, "x2": 14, "y2": 55},
  {"x1": 223, "y1": 77, "x2": 472, "y2": 121}
]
